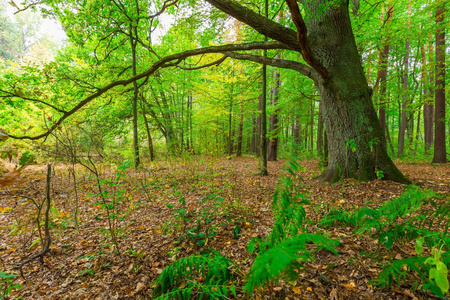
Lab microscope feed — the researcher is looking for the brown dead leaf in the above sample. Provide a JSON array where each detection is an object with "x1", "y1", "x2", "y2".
[
  {"x1": 337, "y1": 274, "x2": 348, "y2": 282},
  {"x1": 343, "y1": 280, "x2": 356, "y2": 291},
  {"x1": 135, "y1": 282, "x2": 146, "y2": 293},
  {"x1": 329, "y1": 288, "x2": 338, "y2": 300},
  {"x1": 292, "y1": 286, "x2": 302, "y2": 294},
  {"x1": 0, "y1": 169, "x2": 21, "y2": 187}
]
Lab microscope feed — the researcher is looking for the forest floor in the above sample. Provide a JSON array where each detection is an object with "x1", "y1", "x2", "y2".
[{"x1": 0, "y1": 156, "x2": 449, "y2": 300}]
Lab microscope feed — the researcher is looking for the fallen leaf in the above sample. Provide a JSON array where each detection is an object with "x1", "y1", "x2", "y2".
[
  {"x1": 292, "y1": 286, "x2": 302, "y2": 294},
  {"x1": 343, "y1": 281, "x2": 356, "y2": 291},
  {"x1": 329, "y1": 288, "x2": 338, "y2": 300},
  {"x1": 135, "y1": 282, "x2": 146, "y2": 293}
]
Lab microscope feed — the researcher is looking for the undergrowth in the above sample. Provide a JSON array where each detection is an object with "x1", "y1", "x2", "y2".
[
  {"x1": 319, "y1": 185, "x2": 450, "y2": 297},
  {"x1": 152, "y1": 156, "x2": 338, "y2": 299}
]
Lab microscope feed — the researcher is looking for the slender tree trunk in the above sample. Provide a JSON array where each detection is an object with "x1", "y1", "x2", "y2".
[
  {"x1": 228, "y1": 91, "x2": 234, "y2": 156},
  {"x1": 268, "y1": 55, "x2": 281, "y2": 161},
  {"x1": 130, "y1": 27, "x2": 140, "y2": 169},
  {"x1": 432, "y1": 3, "x2": 446, "y2": 163},
  {"x1": 236, "y1": 110, "x2": 243, "y2": 157},
  {"x1": 251, "y1": 118, "x2": 257, "y2": 154},
  {"x1": 259, "y1": 0, "x2": 268, "y2": 175},
  {"x1": 421, "y1": 44, "x2": 432, "y2": 155},
  {"x1": 140, "y1": 99, "x2": 154, "y2": 161},
  {"x1": 376, "y1": 4, "x2": 393, "y2": 135},
  {"x1": 398, "y1": 1, "x2": 411, "y2": 158}
]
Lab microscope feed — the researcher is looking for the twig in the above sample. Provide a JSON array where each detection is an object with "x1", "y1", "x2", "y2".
[{"x1": 16, "y1": 164, "x2": 52, "y2": 279}]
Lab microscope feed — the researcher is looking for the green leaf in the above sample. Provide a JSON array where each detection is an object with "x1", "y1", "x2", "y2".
[{"x1": 415, "y1": 238, "x2": 424, "y2": 256}]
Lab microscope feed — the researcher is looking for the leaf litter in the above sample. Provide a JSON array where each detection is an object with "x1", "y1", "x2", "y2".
[{"x1": 0, "y1": 157, "x2": 449, "y2": 299}]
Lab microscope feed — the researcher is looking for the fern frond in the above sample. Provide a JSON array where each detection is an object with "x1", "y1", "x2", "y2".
[
  {"x1": 153, "y1": 251, "x2": 235, "y2": 298},
  {"x1": 373, "y1": 256, "x2": 428, "y2": 289},
  {"x1": 244, "y1": 234, "x2": 338, "y2": 296}
]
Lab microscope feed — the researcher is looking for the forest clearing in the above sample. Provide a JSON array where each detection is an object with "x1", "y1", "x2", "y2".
[{"x1": 1, "y1": 0, "x2": 449, "y2": 298}]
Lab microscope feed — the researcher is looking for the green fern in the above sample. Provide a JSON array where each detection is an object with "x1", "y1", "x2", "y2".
[
  {"x1": 245, "y1": 156, "x2": 338, "y2": 296},
  {"x1": 152, "y1": 250, "x2": 235, "y2": 299},
  {"x1": 373, "y1": 256, "x2": 428, "y2": 289},
  {"x1": 245, "y1": 234, "x2": 338, "y2": 295}
]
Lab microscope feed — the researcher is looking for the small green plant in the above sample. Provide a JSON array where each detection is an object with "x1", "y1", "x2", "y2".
[
  {"x1": 369, "y1": 138, "x2": 380, "y2": 152},
  {"x1": 346, "y1": 139, "x2": 357, "y2": 153},
  {"x1": 376, "y1": 169, "x2": 384, "y2": 179},
  {"x1": 0, "y1": 271, "x2": 21, "y2": 298},
  {"x1": 164, "y1": 195, "x2": 224, "y2": 247},
  {"x1": 375, "y1": 239, "x2": 449, "y2": 298},
  {"x1": 319, "y1": 185, "x2": 437, "y2": 249},
  {"x1": 417, "y1": 239, "x2": 450, "y2": 297}
]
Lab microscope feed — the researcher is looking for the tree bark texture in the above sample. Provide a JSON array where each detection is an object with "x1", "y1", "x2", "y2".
[
  {"x1": 302, "y1": 2, "x2": 409, "y2": 183},
  {"x1": 433, "y1": 4, "x2": 446, "y2": 163}
]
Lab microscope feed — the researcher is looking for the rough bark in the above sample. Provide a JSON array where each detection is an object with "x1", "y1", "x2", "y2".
[
  {"x1": 317, "y1": 101, "x2": 324, "y2": 157},
  {"x1": 268, "y1": 55, "x2": 281, "y2": 161},
  {"x1": 432, "y1": 3, "x2": 446, "y2": 163},
  {"x1": 302, "y1": 2, "x2": 409, "y2": 183}
]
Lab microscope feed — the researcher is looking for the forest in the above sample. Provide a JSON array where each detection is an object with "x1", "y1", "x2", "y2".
[{"x1": 0, "y1": 0, "x2": 449, "y2": 298}]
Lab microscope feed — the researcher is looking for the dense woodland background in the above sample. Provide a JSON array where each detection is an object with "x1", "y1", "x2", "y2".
[{"x1": 0, "y1": 0, "x2": 450, "y2": 299}]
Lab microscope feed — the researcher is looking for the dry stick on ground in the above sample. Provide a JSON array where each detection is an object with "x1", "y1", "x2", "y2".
[{"x1": 17, "y1": 164, "x2": 52, "y2": 279}]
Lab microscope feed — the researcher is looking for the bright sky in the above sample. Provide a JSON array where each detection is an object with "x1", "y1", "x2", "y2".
[{"x1": 40, "y1": 16, "x2": 67, "y2": 46}]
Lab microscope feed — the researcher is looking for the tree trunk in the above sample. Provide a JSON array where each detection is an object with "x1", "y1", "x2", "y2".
[
  {"x1": 130, "y1": 27, "x2": 140, "y2": 169},
  {"x1": 316, "y1": 101, "x2": 324, "y2": 157},
  {"x1": 432, "y1": 3, "x2": 446, "y2": 163},
  {"x1": 236, "y1": 110, "x2": 243, "y2": 157},
  {"x1": 268, "y1": 55, "x2": 281, "y2": 161},
  {"x1": 302, "y1": 2, "x2": 409, "y2": 183},
  {"x1": 140, "y1": 99, "x2": 155, "y2": 161},
  {"x1": 206, "y1": 0, "x2": 409, "y2": 183},
  {"x1": 259, "y1": 0, "x2": 268, "y2": 175},
  {"x1": 228, "y1": 93, "x2": 233, "y2": 156},
  {"x1": 397, "y1": 2, "x2": 411, "y2": 158},
  {"x1": 421, "y1": 44, "x2": 432, "y2": 155}
]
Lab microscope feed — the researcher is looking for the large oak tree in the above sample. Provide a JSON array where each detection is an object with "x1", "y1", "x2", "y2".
[{"x1": 206, "y1": 0, "x2": 409, "y2": 183}]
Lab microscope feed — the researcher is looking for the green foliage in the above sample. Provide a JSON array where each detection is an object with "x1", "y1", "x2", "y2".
[
  {"x1": 164, "y1": 195, "x2": 224, "y2": 246},
  {"x1": 153, "y1": 250, "x2": 236, "y2": 299},
  {"x1": 0, "y1": 272, "x2": 21, "y2": 299},
  {"x1": 244, "y1": 233, "x2": 338, "y2": 295},
  {"x1": 375, "y1": 240, "x2": 450, "y2": 298},
  {"x1": 245, "y1": 156, "x2": 338, "y2": 295},
  {"x1": 321, "y1": 186, "x2": 450, "y2": 298},
  {"x1": 319, "y1": 185, "x2": 438, "y2": 249}
]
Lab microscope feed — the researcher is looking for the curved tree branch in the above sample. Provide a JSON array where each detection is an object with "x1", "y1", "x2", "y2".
[
  {"x1": 224, "y1": 52, "x2": 316, "y2": 80},
  {"x1": 7, "y1": 41, "x2": 288, "y2": 140},
  {"x1": 205, "y1": 0, "x2": 301, "y2": 51},
  {"x1": 285, "y1": 0, "x2": 328, "y2": 79}
]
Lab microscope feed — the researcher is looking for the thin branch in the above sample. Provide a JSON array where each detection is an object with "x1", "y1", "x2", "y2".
[{"x1": 0, "y1": 90, "x2": 67, "y2": 113}]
